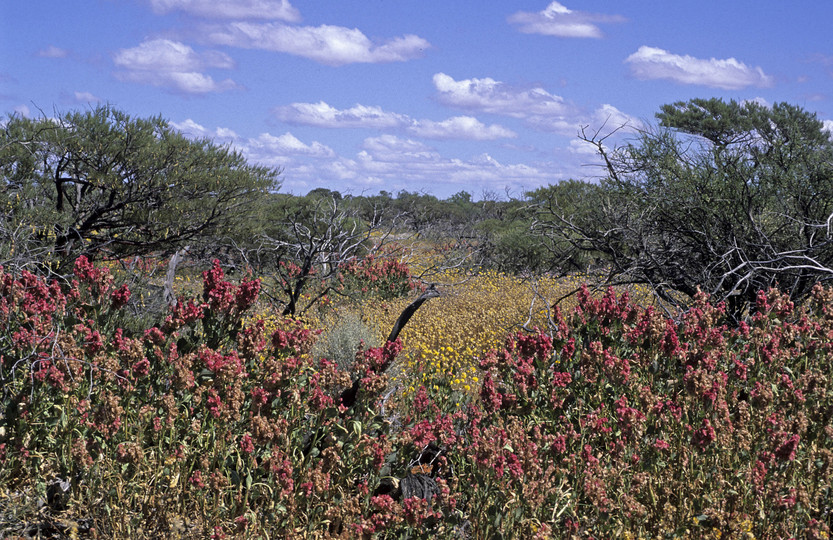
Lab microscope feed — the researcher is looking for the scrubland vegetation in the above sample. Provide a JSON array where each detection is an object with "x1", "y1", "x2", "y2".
[{"x1": 2, "y1": 100, "x2": 833, "y2": 538}]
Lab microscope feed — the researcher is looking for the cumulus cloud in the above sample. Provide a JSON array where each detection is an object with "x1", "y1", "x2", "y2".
[
  {"x1": 247, "y1": 132, "x2": 335, "y2": 158},
  {"x1": 170, "y1": 118, "x2": 238, "y2": 140},
  {"x1": 432, "y1": 72, "x2": 645, "y2": 137},
  {"x1": 823, "y1": 120, "x2": 833, "y2": 135},
  {"x1": 409, "y1": 116, "x2": 516, "y2": 140},
  {"x1": 742, "y1": 97, "x2": 770, "y2": 108},
  {"x1": 170, "y1": 118, "x2": 334, "y2": 174},
  {"x1": 73, "y1": 91, "x2": 102, "y2": 103},
  {"x1": 591, "y1": 103, "x2": 643, "y2": 131},
  {"x1": 273, "y1": 101, "x2": 515, "y2": 140},
  {"x1": 433, "y1": 72, "x2": 571, "y2": 119},
  {"x1": 274, "y1": 101, "x2": 408, "y2": 129},
  {"x1": 508, "y1": 2, "x2": 624, "y2": 38},
  {"x1": 149, "y1": 0, "x2": 301, "y2": 21},
  {"x1": 361, "y1": 135, "x2": 439, "y2": 162},
  {"x1": 264, "y1": 134, "x2": 566, "y2": 196},
  {"x1": 338, "y1": 146, "x2": 558, "y2": 196},
  {"x1": 568, "y1": 138, "x2": 599, "y2": 155},
  {"x1": 625, "y1": 46, "x2": 774, "y2": 90},
  {"x1": 114, "y1": 39, "x2": 234, "y2": 71},
  {"x1": 38, "y1": 45, "x2": 69, "y2": 58},
  {"x1": 433, "y1": 72, "x2": 596, "y2": 134},
  {"x1": 201, "y1": 22, "x2": 429, "y2": 65},
  {"x1": 113, "y1": 38, "x2": 240, "y2": 93},
  {"x1": 165, "y1": 119, "x2": 589, "y2": 196}
]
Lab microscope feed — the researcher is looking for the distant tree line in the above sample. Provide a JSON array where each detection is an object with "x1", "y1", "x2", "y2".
[{"x1": 4, "y1": 99, "x2": 832, "y2": 321}]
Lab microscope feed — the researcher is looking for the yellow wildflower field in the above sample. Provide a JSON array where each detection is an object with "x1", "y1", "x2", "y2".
[{"x1": 361, "y1": 269, "x2": 659, "y2": 397}]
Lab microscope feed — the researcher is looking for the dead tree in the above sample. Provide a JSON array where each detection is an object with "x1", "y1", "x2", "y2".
[{"x1": 255, "y1": 195, "x2": 401, "y2": 317}]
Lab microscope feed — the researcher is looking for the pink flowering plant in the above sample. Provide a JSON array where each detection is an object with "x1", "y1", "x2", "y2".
[
  {"x1": 336, "y1": 247, "x2": 418, "y2": 301},
  {"x1": 2, "y1": 256, "x2": 832, "y2": 538},
  {"x1": 433, "y1": 284, "x2": 833, "y2": 538},
  {"x1": 390, "y1": 283, "x2": 833, "y2": 538},
  {"x1": 0, "y1": 257, "x2": 403, "y2": 537}
]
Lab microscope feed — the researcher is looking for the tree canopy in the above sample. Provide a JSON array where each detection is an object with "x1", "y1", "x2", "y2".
[
  {"x1": 0, "y1": 105, "x2": 280, "y2": 267},
  {"x1": 538, "y1": 98, "x2": 833, "y2": 319}
]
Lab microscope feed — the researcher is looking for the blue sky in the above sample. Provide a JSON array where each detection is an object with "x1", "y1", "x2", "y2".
[{"x1": 3, "y1": 1, "x2": 833, "y2": 199}]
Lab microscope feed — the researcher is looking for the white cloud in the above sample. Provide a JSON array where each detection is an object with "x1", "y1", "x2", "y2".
[
  {"x1": 114, "y1": 38, "x2": 234, "y2": 71},
  {"x1": 170, "y1": 118, "x2": 206, "y2": 136},
  {"x1": 409, "y1": 116, "x2": 516, "y2": 140},
  {"x1": 202, "y1": 22, "x2": 429, "y2": 65},
  {"x1": 116, "y1": 69, "x2": 240, "y2": 94},
  {"x1": 823, "y1": 120, "x2": 833, "y2": 135},
  {"x1": 249, "y1": 136, "x2": 555, "y2": 195},
  {"x1": 591, "y1": 104, "x2": 642, "y2": 131},
  {"x1": 361, "y1": 135, "x2": 439, "y2": 162},
  {"x1": 38, "y1": 45, "x2": 69, "y2": 58},
  {"x1": 113, "y1": 38, "x2": 240, "y2": 93},
  {"x1": 273, "y1": 101, "x2": 515, "y2": 140},
  {"x1": 170, "y1": 118, "x2": 238, "y2": 140},
  {"x1": 163, "y1": 120, "x2": 592, "y2": 197},
  {"x1": 273, "y1": 101, "x2": 408, "y2": 129},
  {"x1": 149, "y1": 0, "x2": 301, "y2": 21},
  {"x1": 433, "y1": 73, "x2": 571, "y2": 119},
  {"x1": 508, "y1": 2, "x2": 624, "y2": 39},
  {"x1": 214, "y1": 127, "x2": 237, "y2": 139},
  {"x1": 568, "y1": 139, "x2": 599, "y2": 155},
  {"x1": 170, "y1": 119, "x2": 334, "y2": 172},
  {"x1": 742, "y1": 97, "x2": 770, "y2": 108},
  {"x1": 625, "y1": 46, "x2": 774, "y2": 90},
  {"x1": 13, "y1": 105, "x2": 31, "y2": 117},
  {"x1": 73, "y1": 91, "x2": 102, "y2": 103},
  {"x1": 325, "y1": 148, "x2": 558, "y2": 196},
  {"x1": 432, "y1": 73, "x2": 644, "y2": 138},
  {"x1": 432, "y1": 72, "x2": 591, "y2": 134},
  {"x1": 247, "y1": 132, "x2": 335, "y2": 158}
]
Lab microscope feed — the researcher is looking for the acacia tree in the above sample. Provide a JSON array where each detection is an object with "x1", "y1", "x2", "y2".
[
  {"x1": 537, "y1": 98, "x2": 833, "y2": 319},
  {"x1": 0, "y1": 105, "x2": 279, "y2": 268},
  {"x1": 522, "y1": 180, "x2": 606, "y2": 275}
]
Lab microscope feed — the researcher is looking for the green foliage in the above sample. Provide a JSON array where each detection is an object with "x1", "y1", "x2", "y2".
[
  {"x1": 477, "y1": 216, "x2": 546, "y2": 273},
  {"x1": 8, "y1": 95, "x2": 833, "y2": 538},
  {"x1": 527, "y1": 180, "x2": 606, "y2": 273},
  {"x1": 251, "y1": 193, "x2": 380, "y2": 316},
  {"x1": 0, "y1": 105, "x2": 279, "y2": 268},
  {"x1": 540, "y1": 98, "x2": 833, "y2": 318},
  {"x1": 243, "y1": 192, "x2": 417, "y2": 317}
]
